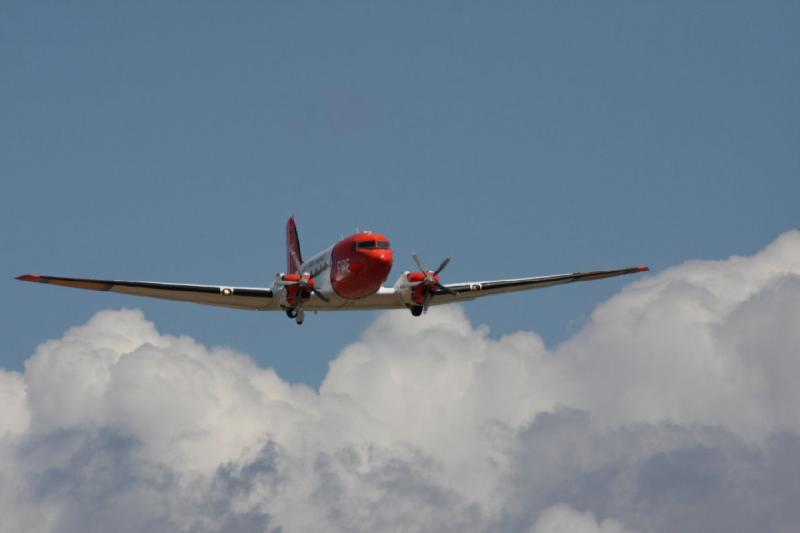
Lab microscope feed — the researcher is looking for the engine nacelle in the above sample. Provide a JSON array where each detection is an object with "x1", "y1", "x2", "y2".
[
  {"x1": 394, "y1": 254, "x2": 454, "y2": 316},
  {"x1": 406, "y1": 271, "x2": 440, "y2": 305},
  {"x1": 393, "y1": 270, "x2": 439, "y2": 306},
  {"x1": 275, "y1": 272, "x2": 315, "y2": 308}
]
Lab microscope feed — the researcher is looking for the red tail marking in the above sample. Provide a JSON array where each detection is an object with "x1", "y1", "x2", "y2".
[{"x1": 286, "y1": 216, "x2": 303, "y2": 274}]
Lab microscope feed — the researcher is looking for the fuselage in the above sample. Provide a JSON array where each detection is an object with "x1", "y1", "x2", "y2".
[{"x1": 279, "y1": 231, "x2": 393, "y2": 309}]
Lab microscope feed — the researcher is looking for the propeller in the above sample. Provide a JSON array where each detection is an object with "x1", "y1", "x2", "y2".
[
  {"x1": 275, "y1": 251, "x2": 330, "y2": 303},
  {"x1": 409, "y1": 252, "x2": 457, "y2": 313},
  {"x1": 274, "y1": 275, "x2": 330, "y2": 303}
]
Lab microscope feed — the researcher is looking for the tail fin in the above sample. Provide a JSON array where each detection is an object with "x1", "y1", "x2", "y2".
[{"x1": 286, "y1": 216, "x2": 303, "y2": 273}]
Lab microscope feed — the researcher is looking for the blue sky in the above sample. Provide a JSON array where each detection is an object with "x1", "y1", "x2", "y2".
[{"x1": 3, "y1": 1, "x2": 798, "y2": 386}]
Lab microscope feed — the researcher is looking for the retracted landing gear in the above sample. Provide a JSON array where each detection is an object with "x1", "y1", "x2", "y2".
[{"x1": 285, "y1": 308, "x2": 305, "y2": 325}]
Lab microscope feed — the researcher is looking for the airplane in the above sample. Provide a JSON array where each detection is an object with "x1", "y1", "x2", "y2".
[{"x1": 16, "y1": 216, "x2": 649, "y2": 325}]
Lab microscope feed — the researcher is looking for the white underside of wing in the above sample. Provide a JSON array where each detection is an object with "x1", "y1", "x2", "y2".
[{"x1": 109, "y1": 284, "x2": 277, "y2": 311}]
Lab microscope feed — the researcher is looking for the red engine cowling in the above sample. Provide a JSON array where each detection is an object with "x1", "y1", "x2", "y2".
[
  {"x1": 281, "y1": 272, "x2": 314, "y2": 307},
  {"x1": 403, "y1": 254, "x2": 455, "y2": 315},
  {"x1": 407, "y1": 271, "x2": 441, "y2": 305}
]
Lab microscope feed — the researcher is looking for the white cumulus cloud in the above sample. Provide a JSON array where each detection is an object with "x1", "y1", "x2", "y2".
[
  {"x1": 529, "y1": 505, "x2": 634, "y2": 533},
  {"x1": 1, "y1": 230, "x2": 799, "y2": 532}
]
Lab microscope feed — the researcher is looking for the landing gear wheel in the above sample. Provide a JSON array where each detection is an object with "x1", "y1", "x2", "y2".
[
  {"x1": 286, "y1": 308, "x2": 298, "y2": 319},
  {"x1": 295, "y1": 309, "x2": 305, "y2": 325},
  {"x1": 410, "y1": 305, "x2": 423, "y2": 317}
]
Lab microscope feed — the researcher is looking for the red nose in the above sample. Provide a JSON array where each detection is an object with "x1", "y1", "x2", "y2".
[
  {"x1": 359, "y1": 248, "x2": 393, "y2": 280},
  {"x1": 330, "y1": 234, "x2": 394, "y2": 299},
  {"x1": 332, "y1": 248, "x2": 393, "y2": 299}
]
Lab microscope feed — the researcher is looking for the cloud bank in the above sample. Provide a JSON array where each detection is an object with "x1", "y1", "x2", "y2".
[{"x1": 2, "y1": 231, "x2": 800, "y2": 532}]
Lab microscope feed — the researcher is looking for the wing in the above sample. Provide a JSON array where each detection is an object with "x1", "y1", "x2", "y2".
[
  {"x1": 430, "y1": 265, "x2": 649, "y2": 305},
  {"x1": 15, "y1": 274, "x2": 275, "y2": 311},
  {"x1": 336, "y1": 265, "x2": 650, "y2": 311}
]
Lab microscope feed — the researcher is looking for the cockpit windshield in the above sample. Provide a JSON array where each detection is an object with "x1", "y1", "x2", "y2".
[{"x1": 355, "y1": 240, "x2": 390, "y2": 250}]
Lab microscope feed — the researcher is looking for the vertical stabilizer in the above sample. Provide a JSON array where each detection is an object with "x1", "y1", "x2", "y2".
[{"x1": 286, "y1": 216, "x2": 303, "y2": 273}]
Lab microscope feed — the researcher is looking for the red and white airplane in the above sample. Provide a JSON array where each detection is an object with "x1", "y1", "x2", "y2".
[{"x1": 16, "y1": 217, "x2": 649, "y2": 324}]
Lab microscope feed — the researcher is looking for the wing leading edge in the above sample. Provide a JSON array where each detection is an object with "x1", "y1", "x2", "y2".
[{"x1": 15, "y1": 274, "x2": 274, "y2": 310}]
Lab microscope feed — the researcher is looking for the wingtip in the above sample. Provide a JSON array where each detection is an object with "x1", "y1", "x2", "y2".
[
  {"x1": 636, "y1": 265, "x2": 650, "y2": 272},
  {"x1": 16, "y1": 274, "x2": 42, "y2": 282}
]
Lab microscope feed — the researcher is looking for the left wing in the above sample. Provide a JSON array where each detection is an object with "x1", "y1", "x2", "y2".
[
  {"x1": 15, "y1": 274, "x2": 275, "y2": 310},
  {"x1": 427, "y1": 265, "x2": 649, "y2": 305}
]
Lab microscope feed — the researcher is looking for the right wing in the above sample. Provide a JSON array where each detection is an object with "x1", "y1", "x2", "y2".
[
  {"x1": 15, "y1": 274, "x2": 275, "y2": 311},
  {"x1": 339, "y1": 265, "x2": 649, "y2": 311},
  {"x1": 431, "y1": 265, "x2": 650, "y2": 304}
]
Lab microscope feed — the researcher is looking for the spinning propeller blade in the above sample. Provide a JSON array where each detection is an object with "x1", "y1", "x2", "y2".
[
  {"x1": 411, "y1": 252, "x2": 426, "y2": 274},
  {"x1": 434, "y1": 283, "x2": 457, "y2": 296},
  {"x1": 410, "y1": 252, "x2": 456, "y2": 313},
  {"x1": 311, "y1": 288, "x2": 330, "y2": 302},
  {"x1": 434, "y1": 257, "x2": 450, "y2": 275}
]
